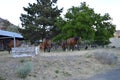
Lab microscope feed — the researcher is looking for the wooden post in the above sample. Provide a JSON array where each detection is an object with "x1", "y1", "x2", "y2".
[{"x1": 13, "y1": 35, "x2": 16, "y2": 48}]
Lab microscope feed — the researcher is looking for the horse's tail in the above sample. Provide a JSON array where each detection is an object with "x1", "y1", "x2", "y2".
[{"x1": 61, "y1": 40, "x2": 67, "y2": 51}]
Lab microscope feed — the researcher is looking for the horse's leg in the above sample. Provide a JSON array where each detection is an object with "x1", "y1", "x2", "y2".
[
  {"x1": 64, "y1": 45, "x2": 68, "y2": 51},
  {"x1": 62, "y1": 43, "x2": 66, "y2": 51},
  {"x1": 8, "y1": 50, "x2": 10, "y2": 54},
  {"x1": 63, "y1": 47, "x2": 66, "y2": 51},
  {"x1": 44, "y1": 47, "x2": 46, "y2": 52},
  {"x1": 71, "y1": 45, "x2": 74, "y2": 51},
  {"x1": 67, "y1": 45, "x2": 70, "y2": 51},
  {"x1": 77, "y1": 44, "x2": 80, "y2": 50},
  {"x1": 47, "y1": 47, "x2": 50, "y2": 52},
  {"x1": 69, "y1": 45, "x2": 74, "y2": 51},
  {"x1": 62, "y1": 44, "x2": 66, "y2": 51},
  {"x1": 7, "y1": 47, "x2": 11, "y2": 54},
  {"x1": 8, "y1": 49, "x2": 11, "y2": 54},
  {"x1": 75, "y1": 44, "x2": 80, "y2": 50}
]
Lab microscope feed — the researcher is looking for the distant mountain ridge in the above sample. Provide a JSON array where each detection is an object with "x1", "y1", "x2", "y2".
[{"x1": 0, "y1": 17, "x2": 19, "y2": 33}]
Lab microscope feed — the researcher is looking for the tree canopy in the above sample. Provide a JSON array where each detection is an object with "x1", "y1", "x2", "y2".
[
  {"x1": 19, "y1": 1, "x2": 116, "y2": 45},
  {"x1": 19, "y1": 0, "x2": 62, "y2": 44},
  {"x1": 54, "y1": 2, "x2": 116, "y2": 45}
]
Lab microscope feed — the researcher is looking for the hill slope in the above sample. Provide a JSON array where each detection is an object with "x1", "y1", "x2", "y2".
[{"x1": 0, "y1": 17, "x2": 19, "y2": 33}]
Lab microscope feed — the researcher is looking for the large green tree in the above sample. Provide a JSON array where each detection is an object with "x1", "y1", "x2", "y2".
[
  {"x1": 55, "y1": 2, "x2": 116, "y2": 45},
  {"x1": 19, "y1": 0, "x2": 62, "y2": 44},
  {"x1": 53, "y1": 17, "x2": 66, "y2": 41},
  {"x1": 61, "y1": 2, "x2": 96, "y2": 41},
  {"x1": 94, "y1": 13, "x2": 116, "y2": 45}
]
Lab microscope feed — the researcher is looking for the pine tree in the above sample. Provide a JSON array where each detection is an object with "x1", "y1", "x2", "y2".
[{"x1": 19, "y1": 0, "x2": 62, "y2": 44}]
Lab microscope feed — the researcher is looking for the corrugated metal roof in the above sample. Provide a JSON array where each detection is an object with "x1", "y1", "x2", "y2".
[{"x1": 0, "y1": 30, "x2": 23, "y2": 38}]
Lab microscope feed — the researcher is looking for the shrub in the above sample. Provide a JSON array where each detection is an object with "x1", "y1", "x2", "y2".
[
  {"x1": 19, "y1": 58, "x2": 32, "y2": 63},
  {"x1": 16, "y1": 62, "x2": 33, "y2": 78},
  {"x1": 0, "y1": 76, "x2": 5, "y2": 80},
  {"x1": 55, "y1": 70, "x2": 59, "y2": 74},
  {"x1": 94, "y1": 50, "x2": 118, "y2": 65},
  {"x1": 62, "y1": 71, "x2": 71, "y2": 76},
  {"x1": 20, "y1": 59, "x2": 25, "y2": 63}
]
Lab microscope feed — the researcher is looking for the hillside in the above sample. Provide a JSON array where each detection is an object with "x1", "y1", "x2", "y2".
[
  {"x1": 0, "y1": 17, "x2": 19, "y2": 33},
  {"x1": 0, "y1": 48, "x2": 119, "y2": 80}
]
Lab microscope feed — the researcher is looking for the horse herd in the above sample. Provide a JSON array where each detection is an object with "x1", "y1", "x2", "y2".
[{"x1": 5, "y1": 36, "x2": 82, "y2": 53}]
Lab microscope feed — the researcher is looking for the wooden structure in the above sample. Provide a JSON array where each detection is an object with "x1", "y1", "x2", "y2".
[{"x1": 0, "y1": 30, "x2": 24, "y2": 51}]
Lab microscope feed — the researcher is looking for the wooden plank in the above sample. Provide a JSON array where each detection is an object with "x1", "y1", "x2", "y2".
[{"x1": 11, "y1": 46, "x2": 39, "y2": 57}]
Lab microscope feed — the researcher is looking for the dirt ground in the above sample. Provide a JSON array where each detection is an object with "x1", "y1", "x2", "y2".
[{"x1": 0, "y1": 48, "x2": 120, "y2": 80}]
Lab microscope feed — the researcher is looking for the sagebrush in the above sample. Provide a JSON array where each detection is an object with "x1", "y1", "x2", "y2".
[{"x1": 16, "y1": 62, "x2": 33, "y2": 78}]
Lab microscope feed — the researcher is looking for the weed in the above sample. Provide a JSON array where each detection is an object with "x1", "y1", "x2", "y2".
[
  {"x1": 55, "y1": 70, "x2": 59, "y2": 74},
  {"x1": 85, "y1": 54, "x2": 92, "y2": 58},
  {"x1": 62, "y1": 71, "x2": 71, "y2": 76},
  {"x1": 20, "y1": 59, "x2": 25, "y2": 63}
]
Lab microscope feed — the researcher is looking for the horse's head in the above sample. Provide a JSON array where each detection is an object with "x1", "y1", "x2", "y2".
[
  {"x1": 40, "y1": 38, "x2": 51, "y2": 52},
  {"x1": 74, "y1": 36, "x2": 81, "y2": 42}
]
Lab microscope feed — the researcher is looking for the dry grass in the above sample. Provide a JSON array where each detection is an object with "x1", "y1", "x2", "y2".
[{"x1": 0, "y1": 48, "x2": 120, "y2": 80}]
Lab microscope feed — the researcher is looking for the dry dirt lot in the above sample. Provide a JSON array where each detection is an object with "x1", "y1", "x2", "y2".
[{"x1": 0, "y1": 48, "x2": 120, "y2": 80}]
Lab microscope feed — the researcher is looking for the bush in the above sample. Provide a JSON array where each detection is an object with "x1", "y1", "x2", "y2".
[
  {"x1": 62, "y1": 71, "x2": 71, "y2": 76},
  {"x1": 94, "y1": 50, "x2": 118, "y2": 65},
  {"x1": 16, "y1": 62, "x2": 33, "y2": 78},
  {"x1": 55, "y1": 70, "x2": 59, "y2": 74},
  {"x1": 0, "y1": 76, "x2": 5, "y2": 80},
  {"x1": 19, "y1": 59, "x2": 25, "y2": 63}
]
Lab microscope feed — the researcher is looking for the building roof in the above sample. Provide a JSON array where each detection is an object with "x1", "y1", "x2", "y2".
[{"x1": 0, "y1": 30, "x2": 23, "y2": 39}]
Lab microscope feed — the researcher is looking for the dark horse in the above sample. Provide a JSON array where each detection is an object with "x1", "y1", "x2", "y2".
[
  {"x1": 40, "y1": 37, "x2": 51, "y2": 52},
  {"x1": 62, "y1": 37, "x2": 81, "y2": 51}
]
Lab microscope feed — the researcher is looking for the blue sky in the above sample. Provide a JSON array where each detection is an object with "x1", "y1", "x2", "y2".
[{"x1": 0, "y1": 0, "x2": 119, "y2": 30}]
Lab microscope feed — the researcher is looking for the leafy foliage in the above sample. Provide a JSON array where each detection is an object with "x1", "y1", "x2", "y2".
[
  {"x1": 94, "y1": 13, "x2": 116, "y2": 45},
  {"x1": 19, "y1": 0, "x2": 63, "y2": 44},
  {"x1": 54, "y1": 2, "x2": 116, "y2": 45},
  {"x1": 61, "y1": 2, "x2": 96, "y2": 40},
  {"x1": 19, "y1": 1, "x2": 116, "y2": 45}
]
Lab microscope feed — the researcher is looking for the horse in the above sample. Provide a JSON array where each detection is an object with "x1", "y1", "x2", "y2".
[
  {"x1": 7, "y1": 39, "x2": 21, "y2": 53},
  {"x1": 62, "y1": 37, "x2": 81, "y2": 51},
  {"x1": 39, "y1": 37, "x2": 51, "y2": 52}
]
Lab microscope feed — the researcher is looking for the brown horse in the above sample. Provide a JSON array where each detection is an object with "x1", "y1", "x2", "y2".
[
  {"x1": 7, "y1": 39, "x2": 21, "y2": 53},
  {"x1": 40, "y1": 38, "x2": 51, "y2": 52},
  {"x1": 62, "y1": 37, "x2": 81, "y2": 51}
]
